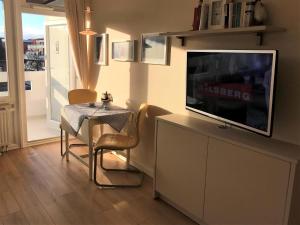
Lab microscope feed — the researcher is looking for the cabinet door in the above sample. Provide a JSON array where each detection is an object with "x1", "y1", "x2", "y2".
[
  {"x1": 204, "y1": 138, "x2": 291, "y2": 225},
  {"x1": 156, "y1": 121, "x2": 208, "y2": 220}
]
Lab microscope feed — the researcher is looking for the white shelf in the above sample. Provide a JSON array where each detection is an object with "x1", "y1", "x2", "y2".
[{"x1": 159, "y1": 25, "x2": 286, "y2": 46}]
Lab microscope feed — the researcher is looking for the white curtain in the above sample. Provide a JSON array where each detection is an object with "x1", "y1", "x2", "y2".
[{"x1": 64, "y1": 0, "x2": 93, "y2": 89}]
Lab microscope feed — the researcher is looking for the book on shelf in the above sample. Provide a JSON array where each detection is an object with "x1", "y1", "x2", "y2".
[
  {"x1": 193, "y1": 7, "x2": 201, "y2": 30},
  {"x1": 199, "y1": 3, "x2": 210, "y2": 30},
  {"x1": 224, "y1": 2, "x2": 229, "y2": 28},
  {"x1": 196, "y1": 0, "x2": 256, "y2": 32},
  {"x1": 228, "y1": 2, "x2": 233, "y2": 28},
  {"x1": 234, "y1": 1, "x2": 242, "y2": 27},
  {"x1": 243, "y1": 0, "x2": 255, "y2": 27},
  {"x1": 229, "y1": 0, "x2": 256, "y2": 29}
]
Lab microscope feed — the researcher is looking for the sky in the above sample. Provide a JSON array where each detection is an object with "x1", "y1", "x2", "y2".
[
  {"x1": 0, "y1": 1, "x2": 45, "y2": 40},
  {"x1": 22, "y1": 14, "x2": 45, "y2": 39}
]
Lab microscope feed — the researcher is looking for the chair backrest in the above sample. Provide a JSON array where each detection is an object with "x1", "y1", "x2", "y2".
[
  {"x1": 68, "y1": 89, "x2": 97, "y2": 105},
  {"x1": 133, "y1": 103, "x2": 148, "y2": 146}
]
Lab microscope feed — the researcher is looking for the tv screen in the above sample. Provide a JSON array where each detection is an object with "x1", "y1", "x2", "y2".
[{"x1": 186, "y1": 50, "x2": 277, "y2": 136}]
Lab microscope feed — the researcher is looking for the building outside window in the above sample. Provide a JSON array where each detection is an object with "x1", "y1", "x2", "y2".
[
  {"x1": 22, "y1": 12, "x2": 45, "y2": 72},
  {"x1": 24, "y1": 38, "x2": 45, "y2": 71}
]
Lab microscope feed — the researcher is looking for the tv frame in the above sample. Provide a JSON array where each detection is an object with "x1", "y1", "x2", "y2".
[{"x1": 185, "y1": 49, "x2": 278, "y2": 137}]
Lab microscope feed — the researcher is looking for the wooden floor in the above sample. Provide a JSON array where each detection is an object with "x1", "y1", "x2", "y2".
[{"x1": 0, "y1": 142, "x2": 197, "y2": 225}]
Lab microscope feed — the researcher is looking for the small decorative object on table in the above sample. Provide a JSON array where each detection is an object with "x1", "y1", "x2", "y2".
[
  {"x1": 254, "y1": 0, "x2": 268, "y2": 25},
  {"x1": 101, "y1": 91, "x2": 113, "y2": 109}
]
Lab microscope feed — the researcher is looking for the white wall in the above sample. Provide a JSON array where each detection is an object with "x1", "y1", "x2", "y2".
[
  {"x1": 0, "y1": 72, "x2": 8, "y2": 82},
  {"x1": 92, "y1": 0, "x2": 300, "y2": 175},
  {"x1": 25, "y1": 71, "x2": 47, "y2": 117}
]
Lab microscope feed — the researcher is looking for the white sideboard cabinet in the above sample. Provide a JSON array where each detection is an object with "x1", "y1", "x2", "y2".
[{"x1": 154, "y1": 114, "x2": 300, "y2": 225}]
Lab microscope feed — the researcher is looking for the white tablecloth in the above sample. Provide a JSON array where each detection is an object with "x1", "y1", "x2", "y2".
[{"x1": 63, "y1": 103, "x2": 131, "y2": 135}]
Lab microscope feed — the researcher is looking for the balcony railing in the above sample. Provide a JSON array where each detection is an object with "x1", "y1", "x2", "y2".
[{"x1": 24, "y1": 58, "x2": 45, "y2": 71}]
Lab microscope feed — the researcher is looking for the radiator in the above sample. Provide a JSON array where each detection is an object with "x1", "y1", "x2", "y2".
[{"x1": 0, "y1": 107, "x2": 9, "y2": 155}]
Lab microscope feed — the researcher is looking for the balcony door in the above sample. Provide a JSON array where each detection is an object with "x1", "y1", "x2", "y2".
[
  {"x1": 46, "y1": 24, "x2": 72, "y2": 127},
  {"x1": 19, "y1": 10, "x2": 76, "y2": 143}
]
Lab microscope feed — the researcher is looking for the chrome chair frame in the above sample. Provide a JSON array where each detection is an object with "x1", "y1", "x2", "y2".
[
  {"x1": 93, "y1": 148, "x2": 144, "y2": 188},
  {"x1": 60, "y1": 127, "x2": 87, "y2": 158},
  {"x1": 93, "y1": 104, "x2": 148, "y2": 188}
]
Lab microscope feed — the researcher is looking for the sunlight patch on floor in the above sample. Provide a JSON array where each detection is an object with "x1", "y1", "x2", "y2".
[{"x1": 27, "y1": 115, "x2": 60, "y2": 141}]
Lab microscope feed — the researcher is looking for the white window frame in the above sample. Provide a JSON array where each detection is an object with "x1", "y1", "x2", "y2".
[{"x1": 0, "y1": 0, "x2": 16, "y2": 104}]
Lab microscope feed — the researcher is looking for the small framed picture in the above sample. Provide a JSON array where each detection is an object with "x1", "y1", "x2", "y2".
[
  {"x1": 94, "y1": 33, "x2": 108, "y2": 65},
  {"x1": 208, "y1": 0, "x2": 226, "y2": 29},
  {"x1": 141, "y1": 33, "x2": 169, "y2": 65},
  {"x1": 112, "y1": 40, "x2": 136, "y2": 62}
]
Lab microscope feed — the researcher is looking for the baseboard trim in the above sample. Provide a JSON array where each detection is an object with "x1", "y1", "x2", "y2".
[
  {"x1": 26, "y1": 137, "x2": 61, "y2": 147},
  {"x1": 111, "y1": 151, "x2": 154, "y2": 178},
  {"x1": 8, "y1": 144, "x2": 20, "y2": 150},
  {"x1": 157, "y1": 193, "x2": 204, "y2": 225},
  {"x1": 130, "y1": 159, "x2": 154, "y2": 178}
]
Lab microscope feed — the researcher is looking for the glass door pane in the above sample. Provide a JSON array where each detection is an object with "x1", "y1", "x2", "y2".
[
  {"x1": 47, "y1": 24, "x2": 70, "y2": 122},
  {"x1": 22, "y1": 12, "x2": 71, "y2": 141},
  {"x1": 0, "y1": 0, "x2": 8, "y2": 97}
]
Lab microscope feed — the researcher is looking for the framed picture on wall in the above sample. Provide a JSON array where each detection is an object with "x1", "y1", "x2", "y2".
[
  {"x1": 208, "y1": 0, "x2": 226, "y2": 29},
  {"x1": 112, "y1": 40, "x2": 136, "y2": 62},
  {"x1": 94, "y1": 33, "x2": 108, "y2": 65},
  {"x1": 141, "y1": 33, "x2": 169, "y2": 65}
]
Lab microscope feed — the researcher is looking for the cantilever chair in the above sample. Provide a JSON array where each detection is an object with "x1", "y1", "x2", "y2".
[
  {"x1": 93, "y1": 103, "x2": 148, "y2": 188},
  {"x1": 60, "y1": 89, "x2": 97, "y2": 157}
]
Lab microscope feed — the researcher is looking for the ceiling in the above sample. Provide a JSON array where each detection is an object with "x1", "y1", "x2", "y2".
[{"x1": 26, "y1": 0, "x2": 64, "y2": 7}]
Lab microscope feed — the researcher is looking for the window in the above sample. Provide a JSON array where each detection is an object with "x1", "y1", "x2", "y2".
[
  {"x1": 0, "y1": 81, "x2": 30, "y2": 92},
  {"x1": 23, "y1": 13, "x2": 45, "y2": 71},
  {"x1": 0, "y1": 0, "x2": 8, "y2": 97},
  {"x1": 25, "y1": 80, "x2": 32, "y2": 91}
]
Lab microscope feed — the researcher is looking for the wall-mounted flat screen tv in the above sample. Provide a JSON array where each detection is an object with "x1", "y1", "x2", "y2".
[{"x1": 186, "y1": 50, "x2": 277, "y2": 136}]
